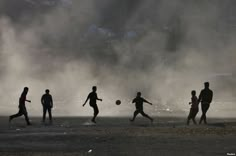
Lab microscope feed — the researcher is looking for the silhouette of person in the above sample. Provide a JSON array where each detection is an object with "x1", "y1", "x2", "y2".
[
  {"x1": 9, "y1": 87, "x2": 31, "y2": 125},
  {"x1": 187, "y1": 90, "x2": 199, "y2": 125},
  {"x1": 130, "y1": 92, "x2": 153, "y2": 122},
  {"x1": 41, "y1": 89, "x2": 53, "y2": 123},
  {"x1": 198, "y1": 82, "x2": 213, "y2": 124},
  {"x1": 83, "y1": 86, "x2": 102, "y2": 123}
]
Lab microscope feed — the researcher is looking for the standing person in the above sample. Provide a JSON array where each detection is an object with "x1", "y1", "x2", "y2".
[
  {"x1": 198, "y1": 82, "x2": 213, "y2": 124},
  {"x1": 9, "y1": 87, "x2": 32, "y2": 125},
  {"x1": 41, "y1": 89, "x2": 53, "y2": 123},
  {"x1": 83, "y1": 86, "x2": 102, "y2": 123},
  {"x1": 187, "y1": 90, "x2": 199, "y2": 125},
  {"x1": 130, "y1": 92, "x2": 154, "y2": 123}
]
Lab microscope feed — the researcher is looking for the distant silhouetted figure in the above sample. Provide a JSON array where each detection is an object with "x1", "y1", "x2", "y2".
[
  {"x1": 130, "y1": 92, "x2": 153, "y2": 123},
  {"x1": 187, "y1": 90, "x2": 199, "y2": 125},
  {"x1": 83, "y1": 86, "x2": 102, "y2": 123},
  {"x1": 41, "y1": 89, "x2": 53, "y2": 123},
  {"x1": 9, "y1": 87, "x2": 31, "y2": 125},
  {"x1": 198, "y1": 82, "x2": 213, "y2": 124}
]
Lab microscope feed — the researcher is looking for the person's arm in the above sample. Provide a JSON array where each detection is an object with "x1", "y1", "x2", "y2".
[
  {"x1": 198, "y1": 91, "x2": 202, "y2": 103},
  {"x1": 96, "y1": 94, "x2": 102, "y2": 101},
  {"x1": 50, "y1": 95, "x2": 53, "y2": 108},
  {"x1": 132, "y1": 99, "x2": 135, "y2": 104},
  {"x1": 83, "y1": 94, "x2": 90, "y2": 106},
  {"x1": 25, "y1": 97, "x2": 31, "y2": 103},
  {"x1": 96, "y1": 97, "x2": 102, "y2": 101},
  {"x1": 20, "y1": 94, "x2": 31, "y2": 103},
  {"x1": 143, "y1": 98, "x2": 152, "y2": 105},
  {"x1": 190, "y1": 97, "x2": 198, "y2": 105},
  {"x1": 209, "y1": 90, "x2": 213, "y2": 103},
  {"x1": 41, "y1": 95, "x2": 44, "y2": 106},
  {"x1": 97, "y1": 98, "x2": 102, "y2": 101},
  {"x1": 189, "y1": 97, "x2": 193, "y2": 105},
  {"x1": 195, "y1": 97, "x2": 199, "y2": 105}
]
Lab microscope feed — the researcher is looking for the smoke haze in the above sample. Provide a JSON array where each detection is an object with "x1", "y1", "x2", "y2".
[{"x1": 0, "y1": 0, "x2": 235, "y2": 117}]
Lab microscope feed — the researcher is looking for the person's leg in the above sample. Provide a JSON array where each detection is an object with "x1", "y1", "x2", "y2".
[
  {"x1": 48, "y1": 108, "x2": 52, "y2": 123},
  {"x1": 192, "y1": 109, "x2": 198, "y2": 125},
  {"x1": 42, "y1": 107, "x2": 46, "y2": 122},
  {"x1": 192, "y1": 118, "x2": 197, "y2": 125},
  {"x1": 130, "y1": 110, "x2": 139, "y2": 122},
  {"x1": 187, "y1": 109, "x2": 192, "y2": 125},
  {"x1": 203, "y1": 104, "x2": 210, "y2": 124},
  {"x1": 140, "y1": 111, "x2": 153, "y2": 122},
  {"x1": 200, "y1": 104, "x2": 209, "y2": 124},
  {"x1": 22, "y1": 108, "x2": 31, "y2": 125},
  {"x1": 199, "y1": 103, "x2": 204, "y2": 124},
  {"x1": 91, "y1": 105, "x2": 99, "y2": 123},
  {"x1": 9, "y1": 109, "x2": 23, "y2": 122}
]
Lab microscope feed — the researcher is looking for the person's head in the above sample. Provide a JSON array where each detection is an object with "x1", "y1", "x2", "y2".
[
  {"x1": 204, "y1": 82, "x2": 210, "y2": 89},
  {"x1": 45, "y1": 89, "x2": 50, "y2": 94},
  {"x1": 92, "y1": 86, "x2": 97, "y2": 92},
  {"x1": 137, "y1": 92, "x2": 141, "y2": 97},
  {"x1": 23, "y1": 87, "x2": 29, "y2": 94},
  {"x1": 191, "y1": 90, "x2": 196, "y2": 96}
]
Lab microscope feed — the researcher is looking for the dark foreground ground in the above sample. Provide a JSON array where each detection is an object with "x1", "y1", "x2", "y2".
[{"x1": 0, "y1": 116, "x2": 236, "y2": 156}]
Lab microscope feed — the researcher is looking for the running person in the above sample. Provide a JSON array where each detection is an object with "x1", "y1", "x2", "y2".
[
  {"x1": 9, "y1": 87, "x2": 32, "y2": 125},
  {"x1": 83, "y1": 86, "x2": 102, "y2": 123},
  {"x1": 130, "y1": 92, "x2": 153, "y2": 122}
]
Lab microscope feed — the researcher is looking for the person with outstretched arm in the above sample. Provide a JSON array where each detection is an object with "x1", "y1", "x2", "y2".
[
  {"x1": 83, "y1": 86, "x2": 102, "y2": 123},
  {"x1": 130, "y1": 92, "x2": 154, "y2": 123}
]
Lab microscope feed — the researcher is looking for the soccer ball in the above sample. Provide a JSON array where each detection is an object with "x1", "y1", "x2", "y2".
[{"x1": 115, "y1": 100, "x2": 121, "y2": 105}]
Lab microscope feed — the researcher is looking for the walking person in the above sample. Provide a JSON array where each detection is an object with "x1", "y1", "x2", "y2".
[
  {"x1": 198, "y1": 82, "x2": 213, "y2": 124},
  {"x1": 187, "y1": 90, "x2": 199, "y2": 125}
]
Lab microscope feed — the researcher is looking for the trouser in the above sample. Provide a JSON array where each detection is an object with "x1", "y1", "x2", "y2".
[
  {"x1": 43, "y1": 107, "x2": 52, "y2": 122},
  {"x1": 132, "y1": 109, "x2": 153, "y2": 121},
  {"x1": 200, "y1": 103, "x2": 210, "y2": 124},
  {"x1": 90, "y1": 104, "x2": 99, "y2": 121},
  {"x1": 10, "y1": 107, "x2": 30, "y2": 125}
]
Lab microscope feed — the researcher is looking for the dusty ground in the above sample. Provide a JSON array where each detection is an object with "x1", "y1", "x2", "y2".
[{"x1": 0, "y1": 116, "x2": 236, "y2": 156}]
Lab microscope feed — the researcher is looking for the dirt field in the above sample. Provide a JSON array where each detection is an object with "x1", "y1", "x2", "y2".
[{"x1": 0, "y1": 116, "x2": 235, "y2": 156}]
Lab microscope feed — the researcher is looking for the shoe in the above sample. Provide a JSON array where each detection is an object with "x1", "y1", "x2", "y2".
[
  {"x1": 129, "y1": 119, "x2": 134, "y2": 122},
  {"x1": 91, "y1": 119, "x2": 96, "y2": 123}
]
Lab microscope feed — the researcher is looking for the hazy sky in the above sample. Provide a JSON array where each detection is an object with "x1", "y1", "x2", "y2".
[{"x1": 0, "y1": 0, "x2": 235, "y2": 117}]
